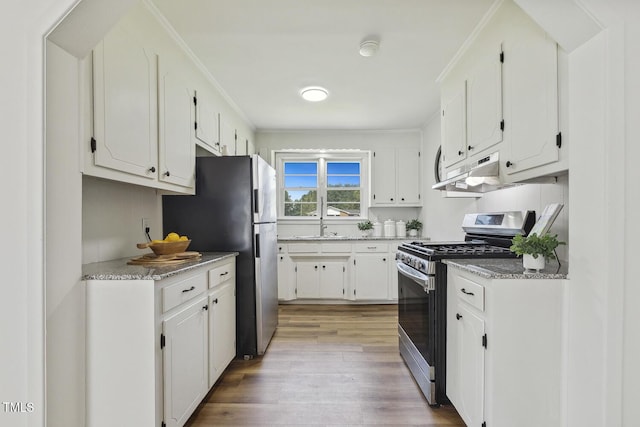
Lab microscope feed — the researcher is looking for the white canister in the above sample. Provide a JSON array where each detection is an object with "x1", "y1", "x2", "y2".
[
  {"x1": 372, "y1": 222, "x2": 382, "y2": 237},
  {"x1": 384, "y1": 219, "x2": 396, "y2": 238},
  {"x1": 395, "y1": 220, "x2": 406, "y2": 238}
]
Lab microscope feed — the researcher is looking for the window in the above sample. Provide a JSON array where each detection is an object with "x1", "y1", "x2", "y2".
[{"x1": 277, "y1": 152, "x2": 368, "y2": 219}]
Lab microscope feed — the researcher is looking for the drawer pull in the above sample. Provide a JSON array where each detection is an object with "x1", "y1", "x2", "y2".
[
  {"x1": 213, "y1": 298, "x2": 219, "y2": 304},
  {"x1": 461, "y1": 288, "x2": 475, "y2": 296},
  {"x1": 182, "y1": 286, "x2": 196, "y2": 293},
  {"x1": 220, "y1": 271, "x2": 229, "y2": 276},
  {"x1": 202, "y1": 304, "x2": 208, "y2": 311},
  {"x1": 456, "y1": 313, "x2": 463, "y2": 320},
  {"x1": 367, "y1": 246, "x2": 377, "y2": 249}
]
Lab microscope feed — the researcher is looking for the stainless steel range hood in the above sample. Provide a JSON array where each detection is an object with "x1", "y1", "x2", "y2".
[{"x1": 432, "y1": 152, "x2": 518, "y2": 193}]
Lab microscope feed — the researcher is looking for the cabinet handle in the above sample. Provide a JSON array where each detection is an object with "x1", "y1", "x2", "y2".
[
  {"x1": 220, "y1": 271, "x2": 229, "y2": 276},
  {"x1": 202, "y1": 305, "x2": 208, "y2": 311},
  {"x1": 148, "y1": 166, "x2": 156, "y2": 173},
  {"x1": 460, "y1": 288, "x2": 475, "y2": 296},
  {"x1": 456, "y1": 313, "x2": 462, "y2": 320},
  {"x1": 458, "y1": 150, "x2": 463, "y2": 156},
  {"x1": 280, "y1": 256, "x2": 283, "y2": 260},
  {"x1": 382, "y1": 258, "x2": 386, "y2": 261},
  {"x1": 367, "y1": 246, "x2": 377, "y2": 250},
  {"x1": 182, "y1": 286, "x2": 196, "y2": 293},
  {"x1": 322, "y1": 265, "x2": 326, "y2": 269},
  {"x1": 213, "y1": 298, "x2": 219, "y2": 304},
  {"x1": 506, "y1": 161, "x2": 513, "y2": 168},
  {"x1": 390, "y1": 198, "x2": 394, "y2": 201},
  {"x1": 468, "y1": 145, "x2": 473, "y2": 151},
  {"x1": 401, "y1": 198, "x2": 405, "y2": 201},
  {"x1": 164, "y1": 171, "x2": 171, "y2": 177},
  {"x1": 314, "y1": 265, "x2": 318, "y2": 270}
]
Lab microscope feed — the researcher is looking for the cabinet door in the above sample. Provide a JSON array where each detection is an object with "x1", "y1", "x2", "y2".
[
  {"x1": 163, "y1": 296, "x2": 209, "y2": 427},
  {"x1": 503, "y1": 34, "x2": 558, "y2": 174},
  {"x1": 441, "y1": 82, "x2": 467, "y2": 169},
  {"x1": 455, "y1": 303, "x2": 485, "y2": 427},
  {"x1": 220, "y1": 117, "x2": 236, "y2": 155},
  {"x1": 295, "y1": 262, "x2": 320, "y2": 298},
  {"x1": 194, "y1": 90, "x2": 221, "y2": 154},
  {"x1": 353, "y1": 255, "x2": 389, "y2": 300},
  {"x1": 209, "y1": 282, "x2": 236, "y2": 387},
  {"x1": 277, "y1": 252, "x2": 295, "y2": 301},
  {"x1": 466, "y1": 45, "x2": 503, "y2": 157},
  {"x1": 318, "y1": 262, "x2": 345, "y2": 299},
  {"x1": 158, "y1": 58, "x2": 195, "y2": 188},
  {"x1": 371, "y1": 148, "x2": 396, "y2": 205},
  {"x1": 92, "y1": 27, "x2": 158, "y2": 178},
  {"x1": 396, "y1": 148, "x2": 421, "y2": 204}
]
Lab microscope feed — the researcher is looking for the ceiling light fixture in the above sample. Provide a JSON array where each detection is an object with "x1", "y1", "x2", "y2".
[
  {"x1": 300, "y1": 86, "x2": 329, "y2": 102},
  {"x1": 359, "y1": 39, "x2": 380, "y2": 57}
]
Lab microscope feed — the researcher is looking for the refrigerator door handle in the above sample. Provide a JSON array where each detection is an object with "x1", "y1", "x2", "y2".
[
  {"x1": 255, "y1": 233, "x2": 261, "y2": 258},
  {"x1": 254, "y1": 189, "x2": 259, "y2": 214}
]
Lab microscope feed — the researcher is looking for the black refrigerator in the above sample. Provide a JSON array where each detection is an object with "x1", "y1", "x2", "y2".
[{"x1": 162, "y1": 155, "x2": 278, "y2": 358}]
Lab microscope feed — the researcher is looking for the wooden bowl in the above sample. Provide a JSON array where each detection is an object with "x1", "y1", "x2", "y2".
[{"x1": 144, "y1": 240, "x2": 191, "y2": 256}]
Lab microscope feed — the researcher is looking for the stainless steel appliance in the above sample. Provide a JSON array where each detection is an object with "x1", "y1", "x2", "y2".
[
  {"x1": 162, "y1": 155, "x2": 278, "y2": 358},
  {"x1": 396, "y1": 210, "x2": 535, "y2": 405}
]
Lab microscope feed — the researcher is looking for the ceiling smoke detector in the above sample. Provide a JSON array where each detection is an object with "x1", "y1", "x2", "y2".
[
  {"x1": 359, "y1": 40, "x2": 380, "y2": 57},
  {"x1": 300, "y1": 86, "x2": 329, "y2": 102}
]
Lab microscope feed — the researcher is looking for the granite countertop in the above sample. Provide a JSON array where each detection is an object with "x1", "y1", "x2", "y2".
[
  {"x1": 444, "y1": 258, "x2": 568, "y2": 280},
  {"x1": 278, "y1": 236, "x2": 430, "y2": 242},
  {"x1": 82, "y1": 252, "x2": 239, "y2": 281}
]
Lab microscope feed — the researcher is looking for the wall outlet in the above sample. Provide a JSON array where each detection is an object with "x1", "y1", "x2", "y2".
[{"x1": 142, "y1": 218, "x2": 150, "y2": 238}]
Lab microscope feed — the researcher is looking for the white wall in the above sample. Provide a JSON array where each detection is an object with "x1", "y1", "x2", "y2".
[{"x1": 256, "y1": 130, "x2": 422, "y2": 238}]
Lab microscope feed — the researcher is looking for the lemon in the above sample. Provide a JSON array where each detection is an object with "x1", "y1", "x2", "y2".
[
  {"x1": 151, "y1": 239, "x2": 165, "y2": 244},
  {"x1": 179, "y1": 235, "x2": 189, "y2": 241},
  {"x1": 165, "y1": 232, "x2": 181, "y2": 242}
]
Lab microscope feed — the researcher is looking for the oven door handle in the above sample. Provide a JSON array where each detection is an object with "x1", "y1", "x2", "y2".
[{"x1": 397, "y1": 262, "x2": 435, "y2": 293}]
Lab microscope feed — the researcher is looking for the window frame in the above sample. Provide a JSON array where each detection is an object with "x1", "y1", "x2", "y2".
[{"x1": 275, "y1": 150, "x2": 370, "y2": 221}]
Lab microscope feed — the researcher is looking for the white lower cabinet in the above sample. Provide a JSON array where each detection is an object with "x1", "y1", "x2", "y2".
[
  {"x1": 278, "y1": 240, "x2": 406, "y2": 302},
  {"x1": 85, "y1": 255, "x2": 237, "y2": 427},
  {"x1": 446, "y1": 266, "x2": 563, "y2": 427},
  {"x1": 352, "y1": 254, "x2": 389, "y2": 300},
  {"x1": 163, "y1": 296, "x2": 209, "y2": 427},
  {"x1": 295, "y1": 260, "x2": 346, "y2": 299},
  {"x1": 208, "y1": 281, "x2": 236, "y2": 387}
]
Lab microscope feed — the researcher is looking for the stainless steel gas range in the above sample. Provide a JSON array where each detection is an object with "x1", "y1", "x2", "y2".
[{"x1": 396, "y1": 211, "x2": 536, "y2": 406}]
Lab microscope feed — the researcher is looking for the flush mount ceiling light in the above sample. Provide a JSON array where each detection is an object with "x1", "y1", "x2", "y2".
[
  {"x1": 300, "y1": 86, "x2": 329, "y2": 102},
  {"x1": 359, "y1": 39, "x2": 380, "y2": 57}
]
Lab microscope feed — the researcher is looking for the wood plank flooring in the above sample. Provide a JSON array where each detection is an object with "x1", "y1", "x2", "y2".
[{"x1": 185, "y1": 304, "x2": 464, "y2": 426}]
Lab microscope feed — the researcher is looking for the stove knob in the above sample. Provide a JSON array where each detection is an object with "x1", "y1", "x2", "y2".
[{"x1": 419, "y1": 262, "x2": 426, "y2": 271}]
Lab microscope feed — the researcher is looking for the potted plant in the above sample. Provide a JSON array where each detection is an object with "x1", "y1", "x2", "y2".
[
  {"x1": 357, "y1": 220, "x2": 374, "y2": 237},
  {"x1": 509, "y1": 233, "x2": 565, "y2": 271},
  {"x1": 406, "y1": 219, "x2": 423, "y2": 237}
]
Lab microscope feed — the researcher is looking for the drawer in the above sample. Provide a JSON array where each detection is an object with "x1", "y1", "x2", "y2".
[
  {"x1": 162, "y1": 273, "x2": 207, "y2": 313},
  {"x1": 288, "y1": 243, "x2": 320, "y2": 253},
  {"x1": 209, "y1": 261, "x2": 235, "y2": 288},
  {"x1": 455, "y1": 275, "x2": 485, "y2": 312},
  {"x1": 321, "y1": 243, "x2": 352, "y2": 253},
  {"x1": 354, "y1": 243, "x2": 388, "y2": 253}
]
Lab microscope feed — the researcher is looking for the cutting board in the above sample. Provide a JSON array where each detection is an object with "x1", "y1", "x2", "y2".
[{"x1": 127, "y1": 251, "x2": 202, "y2": 266}]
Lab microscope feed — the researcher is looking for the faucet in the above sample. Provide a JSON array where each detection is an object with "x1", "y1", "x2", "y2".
[{"x1": 319, "y1": 197, "x2": 327, "y2": 236}]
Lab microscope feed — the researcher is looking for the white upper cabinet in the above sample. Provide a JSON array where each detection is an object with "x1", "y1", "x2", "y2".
[
  {"x1": 158, "y1": 58, "x2": 195, "y2": 188},
  {"x1": 502, "y1": 31, "x2": 559, "y2": 175},
  {"x1": 466, "y1": 44, "x2": 503, "y2": 157},
  {"x1": 193, "y1": 90, "x2": 221, "y2": 156},
  {"x1": 92, "y1": 28, "x2": 158, "y2": 179},
  {"x1": 438, "y1": 0, "x2": 563, "y2": 185},
  {"x1": 372, "y1": 147, "x2": 421, "y2": 206},
  {"x1": 441, "y1": 83, "x2": 467, "y2": 169}
]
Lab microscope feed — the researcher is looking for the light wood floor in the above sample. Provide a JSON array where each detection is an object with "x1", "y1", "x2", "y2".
[{"x1": 185, "y1": 304, "x2": 464, "y2": 426}]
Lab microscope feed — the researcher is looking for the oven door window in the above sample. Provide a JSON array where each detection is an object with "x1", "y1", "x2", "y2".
[{"x1": 398, "y1": 269, "x2": 436, "y2": 366}]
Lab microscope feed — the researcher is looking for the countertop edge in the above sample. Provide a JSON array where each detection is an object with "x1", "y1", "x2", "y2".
[
  {"x1": 444, "y1": 258, "x2": 568, "y2": 280},
  {"x1": 81, "y1": 252, "x2": 239, "y2": 281}
]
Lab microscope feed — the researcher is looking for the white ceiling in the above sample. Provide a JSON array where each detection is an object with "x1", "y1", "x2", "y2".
[{"x1": 151, "y1": 0, "x2": 496, "y2": 131}]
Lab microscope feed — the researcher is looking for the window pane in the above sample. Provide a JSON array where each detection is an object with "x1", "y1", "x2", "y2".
[
  {"x1": 284, "y1": 190, "x2": 317, "y2": 203},
  {"x1": 284, "y1": 175, "x2": 317, "y2": 188},
  {"x1": 327, "y1": 162, "x2": 360, "y2": 174},
  {"x1": 327, "y1": 175, "x2": 360, "y2": 187},
  {"x1": 327, "y1": 189, "x2": 360, "y2": 203},
  {"x1": 284, "y1": 203, "x2": 318, "y2": 217},
  {"x1": 284, "y1": 162, "x2": 317, "y2": 174}
]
